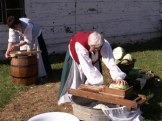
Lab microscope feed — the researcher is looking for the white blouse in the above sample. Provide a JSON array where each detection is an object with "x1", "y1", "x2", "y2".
[
  {"x1": 8, "y1": 23, "x2": 33, "y2": 44},
  {"x1": 75, "y1": 39, "x2": 126, "y2": 85}
]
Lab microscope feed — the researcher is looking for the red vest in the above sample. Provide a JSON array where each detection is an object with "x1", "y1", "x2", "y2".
[{"x1": 69, "y1": 32, "x2": 91, "y2": 64}]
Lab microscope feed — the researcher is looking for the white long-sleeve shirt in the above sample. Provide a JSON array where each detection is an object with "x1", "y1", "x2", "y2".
[
  {"x1": 75, "y1": 39, "x2": 126, "y2": 85},
  {"x1": 8, "y1": 18, "x2": 41, "y2": 44}
]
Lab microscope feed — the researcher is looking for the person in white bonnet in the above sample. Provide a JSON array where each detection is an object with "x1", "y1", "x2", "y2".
[{"x1": 58, "y1": 31, "x2": 127, "y2": 105}]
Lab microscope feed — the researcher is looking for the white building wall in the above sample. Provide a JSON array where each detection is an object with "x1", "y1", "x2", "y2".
[{"x1": 0, "y1": 0, "x2": 162, "y2": 57}]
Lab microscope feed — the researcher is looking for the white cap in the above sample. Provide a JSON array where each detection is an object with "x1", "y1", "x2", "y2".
[{"x1": 88, "y1": 31, "x2": 104, "y2": 48}]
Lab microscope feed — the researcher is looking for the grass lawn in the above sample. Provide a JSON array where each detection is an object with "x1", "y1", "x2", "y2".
[
  {"x1": 114, "y1": 39, "x2": 162, "y2": 121},
  {"x1": 0, "y1": 38, "x2": 162, "y2": 121}
]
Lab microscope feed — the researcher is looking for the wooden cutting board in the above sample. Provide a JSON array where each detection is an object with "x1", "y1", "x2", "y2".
[
  {"x1": 68, "y1": 84, "x2": 146, "y2": 109},
  {"x1": 10, "y1": 50, "x2": 41, "y2": 57},
  {"x1": 79, "y1": 84, "x2": 133, "y2": 98}
]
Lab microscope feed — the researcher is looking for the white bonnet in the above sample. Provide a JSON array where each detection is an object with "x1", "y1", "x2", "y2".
[{"x1": 88, "y1": 31, "x2": 104, "y2": 47}]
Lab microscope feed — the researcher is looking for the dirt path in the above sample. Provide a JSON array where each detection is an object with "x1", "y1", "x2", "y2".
[{"x1": 0, "y1": 82, "x2": 73, "y2": 121}]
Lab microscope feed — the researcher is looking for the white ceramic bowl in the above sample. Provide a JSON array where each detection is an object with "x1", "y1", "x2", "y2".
[{"x1": 28, "y1": 112, "x2": 79, "y2": 121}]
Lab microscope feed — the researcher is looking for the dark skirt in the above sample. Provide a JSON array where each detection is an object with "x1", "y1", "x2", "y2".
[{"x1": 37, "y1": 33, "x2": 52, "y2": 75}]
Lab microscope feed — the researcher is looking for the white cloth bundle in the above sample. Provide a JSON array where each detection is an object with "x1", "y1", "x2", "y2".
[{"x1": 102, "y1": 106, "x2": 143, "y2": 121}]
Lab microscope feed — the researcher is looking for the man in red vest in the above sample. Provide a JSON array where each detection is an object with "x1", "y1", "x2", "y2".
[{"x1": 58, "y1": 31, "x2": 127, "y2": 105}]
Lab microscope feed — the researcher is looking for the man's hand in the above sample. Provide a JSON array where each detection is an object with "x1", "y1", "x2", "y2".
[
  {"x1": 10, "y1": 44, "x2": 20, "y2": 51},
  {"x1": 5, "y1": 42, "x2": 20, "y2": 58},
  {"x1": 114, "y1": 79, "x2": 127, "y2": 85},
  {"x1": 5, "y1": 51, "x2": 10, "y2": 58}
]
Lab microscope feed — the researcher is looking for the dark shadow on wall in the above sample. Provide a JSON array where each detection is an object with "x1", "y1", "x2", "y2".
[
  {"x1": 49, "y1": 52, "x2": 66, "y2": 65},
  {"x1": 44, "y1": 53, "x2": 66, "y2": 83},
  {"x1": 0, "y1": 58, "x2": 11, "y2": 65}
]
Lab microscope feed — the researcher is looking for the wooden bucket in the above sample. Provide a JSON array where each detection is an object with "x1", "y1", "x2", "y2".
[
  {"x1": 10, "y1": 54, "x2": 38, "y2": 85},
  {"x1": 71, "y1": 96, "x2": 111, "y2": 121}
]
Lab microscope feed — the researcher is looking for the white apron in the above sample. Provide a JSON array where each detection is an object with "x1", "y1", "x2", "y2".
[{"x1": 20, "y1": 37, "x2": 47, "y2": 78}]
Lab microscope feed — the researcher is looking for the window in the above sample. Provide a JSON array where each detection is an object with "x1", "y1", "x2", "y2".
[{"x1": 0, "y1": 0, "x2": 25, "y2": 24}]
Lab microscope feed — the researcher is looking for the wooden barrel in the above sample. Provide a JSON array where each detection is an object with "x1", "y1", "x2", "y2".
[{"x1": 10, "y1": 54, "x2": 38, "y2": 85}]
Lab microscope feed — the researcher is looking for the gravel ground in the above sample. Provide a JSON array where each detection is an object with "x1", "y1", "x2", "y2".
[{"x1": 0, "y1": 82, "x2": 73, "y2": 121}]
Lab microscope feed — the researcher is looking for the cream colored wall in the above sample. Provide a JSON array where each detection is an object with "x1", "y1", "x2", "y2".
[{"x1": 0, "y1": 0, "x2": 161, "y2": 57}]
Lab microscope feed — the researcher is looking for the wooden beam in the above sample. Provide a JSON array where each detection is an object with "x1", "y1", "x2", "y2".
[{"x1": 68, "y1": 89, "x2": 139, "y2": 109}]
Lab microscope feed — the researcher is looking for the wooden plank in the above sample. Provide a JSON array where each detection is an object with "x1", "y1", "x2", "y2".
[
  {"x1": 136, "y1": 94, "x2": 146, "y2": 106},
  {"x1": 79, "y1": 84, "x2": 133, "y2": 99},
  {"x1": 99, "y1": 92, "x2": 124, "y2": 98},
  {"x1": 10, "y1": 50, "x2": 41, "y2": 57},
  {"x1": 79, "y1": 84, "x2": 104, "y2": 93},
  {"x1": 103, "y1": 86, "x2": 133, "y2": 98},
  {"x1": 68, "y1": 89, "x2": 138, "y2": 109}
]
